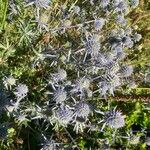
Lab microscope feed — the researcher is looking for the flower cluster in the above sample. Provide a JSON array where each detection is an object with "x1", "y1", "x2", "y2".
[{"x1": 3, "y1": 0, "x2": 144, "y2": 148}]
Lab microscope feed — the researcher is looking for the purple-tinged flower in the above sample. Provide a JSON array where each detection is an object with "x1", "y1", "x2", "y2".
[
  {"x1": 96, "y1": 107, "x2": 125, "y2": 129},
  {"x1": 53, "y1": 87, "x2": 67, "y2": 104},
  {"x1": 14, "y1": 84, "x2": 28, "y2": 99},
  {"x1": 130, "y1": 0, "x2": 139, "y2": 8},
  {"x1": 72, "y1": 77, "x2": 90, "y2": 95},
  {"x1": 53, "y1": 106, "x2": 73, "y2": 126},
  {"x1": 85, "y1": 34, "x2": 101, "y2": 57},
  {"x1": 41, "y1": 139, "x2": 59, "y2": 150},
  {"x1": 116, "y1": 15, "x2": 126, "y2": 26},
  {"x1": 51, "y1": 69, "x2": 67, "y2": 83},
  {"x1": 94, "y1": 18, "x2": 105, "y2": 30},
  {"x1": 114, "y1": 45, "x2": 125, "y2": 60},
  {"x1": 100, "y1": 0, "x2": 110, "y2": 8},
  {"x1": 114, "y1": 0, "x2": 129, "y2": 14},
  {"x1": 73, "y1": 101, "x2": 90, "y2": 119},
  {"x1": 122, "y1": 36, "x2": 134, "y2": 48},
  {"x1": 26, "y1": 0, "x2": 50, "y2": 9},
  {"x1": 118, "y1": 65, "x2": 133, "y2": 77}
]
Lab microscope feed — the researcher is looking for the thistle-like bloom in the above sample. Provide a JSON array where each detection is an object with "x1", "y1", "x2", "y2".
[
  {"x1": 94, "y1": 18, "x2": 105, "y2": 31},
  {"x1": 104, "y1": 108, "x2": 125, "y2": 129},
  {"x1": 130, "y1": 0, "x2": 139, "y2": 8},
  {"x1": 116, "y1": 15, "x2": 126, "y2": 26},
  {"x1": 14, "y1": 84, "x2": 28, "y2": 99},
  {"x1": 26, "y1": 0, "x2": 50, "y2": 9},
  {"x1": 53, "y1": 106, "x2": 73, "y2": 126},
  {"x1": 85, "y1": 34, "x2": 101, "y2": 57},
  {"x1": 3, "y1": 76, "x2": 16, "y2": 89},
  {"x1": 72, "y1": 77, "x2": 90, "y2": 95},
  {"x1": 96, "y1": 107, "x2": 125, "y2": 129},
  {"x1": 73, "y1": 101, "x2": 90, "y2": 119},
  {"x1": 133, "y1": 33, "x2": 142, "y2": 42},
  {"x1": 122, "y1": 36, "x2": 134, "y2": 48},
  {"x1": 118, "y1": 65, "x2": 133, "y2": 77},
  {"x1": 100, "y1": 0, "x2": 110, "y2": 8},
  {"x1": 114, "y1": 0, "x2": 129, "y2": 14},
  {"x1": 36, "y1": 14, "x2": 49, "y2": 31},
  {"x1": 41, "y1": 140, "x2": 59, "y2": 150},
  {"x1": 53, "y1": 87, "x2": 67, "y2": 104},
  {"x1": 51, "y1": 69, "x2": 67, "y2": 83}
]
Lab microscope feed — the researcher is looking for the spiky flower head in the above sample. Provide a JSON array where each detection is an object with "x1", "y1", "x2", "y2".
[
  {"x1": 114, "y1": 0, "x2": 129, "y2": 14},
  {"x1": 100, "y1": 0, "x2": 110, "y2": 8},
  {"x1": 122, "y1": 36, "x2": 134, "y2": 48},
  {"x1": 133, "y1": 33, "x2": 142, "y2": 42},
  {"x1": 52, "y1": 69, "x2": 67, "y2": 83},
  {"x1": 130, "y1": 0, "x2": 139, "y2": 8},
  {"x1": 53, "y1": 87, "x2": 67, "y2": 104},
  {"x1": 41, "y1": 140, "x2": 59, "y2": 150},
  {"x1": 76, "y1": 77, "x2": 90, "y2": 91},
  {"x1": 34, "y1": 0, "x2": 50, "y2": 9},
  {"x1": 104, "y1": 108, "x2": 125, "y2": 129},
  {"x1": 116, "y1": 15, "x2": 126, "y2": 26},
  {"x1": 14, "y1": 84, "x2": 28, "y2": 99},
  {"x1": 94, "y1": 18, "x2": 105, "y2": 31},
  {"x1": 119, "y1": 65, "x2": 133, "y2": 77},
  {"x1": 3, "y1": 76, "x2": 16, "y2": 89},
  {"x1": 73, "y1": 101, "x2": 90, "y2": 119},
  {"x1": 85, "y1": 34, "x2": 101, "y2": 57},
  {"x1": 54, "y1": 106, "x2": 73, "y2": 126}
]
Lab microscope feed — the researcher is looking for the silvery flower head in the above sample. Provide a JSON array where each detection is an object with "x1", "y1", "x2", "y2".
[
  {"x1": 98, "y1": 81, "x2": 110, "y2": 97},
  {"x1": 41, "y1": 140, "x2": 59, "y2": 150},
  {"x1": 53, "y1": 87, "x2": 67, "y2": 104},
  {"x1": 54, "y1": 106, "x2": 73, "y2": 126},
  {"x1": 73, "y1": 77, "x2": 90, "y2": 94},
  {"x1": 3, "y1": 76, "x2": 16, "y2": 89},
  {"x1": 114, "y1": 45, "x2": 125, "y2": 60},
  {"x1": 133, "y1": 33, "x2": 142, "y2": 42},
  {"x1": 15, "y1": 84, "x2": 28, "y2": 100},
  {"x1": 104, "y1": 108, "x2": 125, "y2": 129},
  {"x1": 116, "y1": 15, "x2": 126, "y2": 26},
  {"x1": 130, "y1": 0, "x2": 139, "y2": 8},
  {"x1": 51, "y1": 69, "x2": 67, "y2": 83},
  {"x1": 100, "y1": 0, "x2": 110, "y2": 8},
  {"x1": 114, "y1": 0, "x2": 129, "y2": 14},
  {"x1": 26, "y1": 0, "x2": 50, "y2": 9},
  {"x1": 73, "y1": 101, "x2": 90, "y2": 119},
  {"x1": 94, "y1": 18, "x2": 105, "y2": 31},
  {"x1": 36, "y1": 14, "x2": 49, "y2": 31},
  {"x1": 85, "y1": 34, "x2": 101, "y2": 57},
  {"x1": 119, "y1": 65, "x2": 133, "y2": 77},
  {"x1": 122, "y1": 36, "x2": 134, "y2": 48}
]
